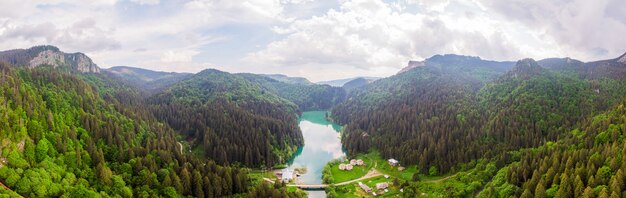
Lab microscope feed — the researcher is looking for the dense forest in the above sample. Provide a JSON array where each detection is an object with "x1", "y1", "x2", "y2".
[
  {"x1": 332, "y1": 53, "x2": 626, "y2": 197},
  {"x1": 0, "y1": 63, "x2": 250, "y2": 197},
  {"x1": 147, "y1": 69, "x2": 304, "y2": 168},
  {"x1": 239, "y1": 73, "x2": 346, "y2": 111}
]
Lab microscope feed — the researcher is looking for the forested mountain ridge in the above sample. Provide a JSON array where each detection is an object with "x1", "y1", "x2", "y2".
[
  {"x1": 0, "y1": 63, "x2": 252, "y2": 197},
  {"x1": 239, "y1": 73, "x2": 346, "y2": 111},
  {"x1": 317, "y1": 76, "x2": 380, "y2": 87},
  {"x1": 0, "y1": 45, "x2": 100, "y2": 73},
  {"x1": 105, "y1": 66, "x2": 192, "y2": 94},
  {"x1": 332, "y1": 53, "x2": 626, "y2": 177},
  {"x1": 147, "y1": 69, "x2": 304, "y2": 168},
  {"x1": 259, "y1": 74, "x2": 313, "y2": 85},
  {"x1": 480, "y1": 97, "x2": 626, "y2": 198},
  {"x1": 341, "y1": 77, "x2": 376, "y2": 93}
]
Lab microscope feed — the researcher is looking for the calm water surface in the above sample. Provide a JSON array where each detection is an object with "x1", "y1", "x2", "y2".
[{"x1": 286, "y1": 111, "x2": 345, "y2": 197}]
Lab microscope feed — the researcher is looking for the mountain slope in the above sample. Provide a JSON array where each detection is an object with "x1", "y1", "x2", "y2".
[
  {"x1": 0, "y1": 45, "x2": 100, "y2": 73},
  {"x1": 259, "y1": 74, "x2": 312, "y2": 85},
  {"x1": 148, "y1": 69, "x2": 303, "y2": 167},
  {"x1": 341, "y1": 77, "x2": 376, "y2": 92},
  {"x1": 239, "y1": 73, "x2": 346, "y2": 111},
  {"x1": 317, "y1": 76, "x2": 380, "y2": 87},
  {"x1": 105, "y1": 66, "x2": 191, "y2": 93},
  {"x1": 479, "y1": 59, "x2": 601, "y2": 149},
  {"x1": 331, "y1": 54, "x2": 626, "y2": 175},
  {"x1": 0, "y1": 62, "x2": 249, "y2": 197}
]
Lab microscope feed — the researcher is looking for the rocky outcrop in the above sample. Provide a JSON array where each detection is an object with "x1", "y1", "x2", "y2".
[
  {"x1": 618, "y1": 52, "x2": 626, "y2": 64},
  {"x1": 29, "y1": 50, "x2": 65, "y2": 68},
  {"x1": 0, "y1": 45, "x2": 100, "y2": 73},
  {"x1": 397, "y1": 60, "x2": 425, "y2": 74},
  {"x1": 65, "y1": 53, "x2": 100, "y2": 73},
  {"x1": 508, "y1": 58, "x2": 545, "y2": 79}
]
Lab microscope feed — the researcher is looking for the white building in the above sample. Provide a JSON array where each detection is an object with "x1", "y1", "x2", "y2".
[{"x1": 388, "y1": 159, "x2": 399, "y2": 166}]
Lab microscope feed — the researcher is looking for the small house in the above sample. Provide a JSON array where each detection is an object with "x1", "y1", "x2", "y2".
[
  {"x1": 376, "y1": 182, "x2": 389, "y2": 190},
  {"x1": 388, "y1": 159, "x2": 399, "y2": 166},
  {"x1": 356, "y1": 159, "x2": 364, "y2": 166},
  {"x1": 339, "y1": 164, "x2": 347, "y2": 170},
  {"x1": 359, "y1": 182, "x2": 372, "y2": 193}
]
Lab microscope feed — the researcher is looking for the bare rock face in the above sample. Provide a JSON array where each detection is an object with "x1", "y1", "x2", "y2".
[
  {"x1": 29, "y1": 50, "x2": 65, "y2": 68},
  {"x1": 66, "y1": 53, "x2": 100, "y2": 73},
  {"x1": 398, "y1": 60, "x2": 426, "y2": 74},
  {"x1": 0, "y1": 45, "x2": 100, "y2": 73},
  {"x1": 618, "y1": 52, "x2": 626, "y2": 64}
]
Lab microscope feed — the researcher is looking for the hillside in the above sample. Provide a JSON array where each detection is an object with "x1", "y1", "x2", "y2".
[
  {"x1": 330, "y1": 53, "x2": 626, "y2": 197},
  {"x1": 341, "y1": 77, "x2": 376, "y2": 93},
  {"x1": 239, "y1": 73, "x2": 346, "y2": 111},
  {"x1": 317, "y1": 76, "x2": 381, "y2": 87},
  {"x1": 105, "y1": 66, "x2": 192, "y2": 93},
  {"x1": 148, "y1": 69, "x2": 304, "y2": 167},
  {"x1": 332, "y1": 54, "x2": 626, "y2": 174},
  {"x1": 0, "y1": 62, "x2": 249, "y2": 197},
  {"x1": 259, "y1": 74, "x2": 312, "y2": 85}
]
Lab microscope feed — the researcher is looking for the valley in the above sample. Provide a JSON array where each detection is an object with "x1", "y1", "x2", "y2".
[{"x1": 0, "y1": 45, "x2": 625, "y2": 198}]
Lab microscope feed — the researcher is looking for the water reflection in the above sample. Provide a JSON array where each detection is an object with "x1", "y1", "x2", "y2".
[{"x1": 287, "y1": 111, "x2": 345, "y2": 184}]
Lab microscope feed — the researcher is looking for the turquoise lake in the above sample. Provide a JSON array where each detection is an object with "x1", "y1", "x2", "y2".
[{"x1": 286, "y1": 111, "x2": 345, "y2": 197}]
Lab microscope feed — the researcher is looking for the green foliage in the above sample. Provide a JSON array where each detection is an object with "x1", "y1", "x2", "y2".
[
  {"x1": 148, "y1": 69, "x2": 305, "y2": 167},
  {"x1": 240, "y1": 73, "x2": 346, "y2": 111},
  {"x1": 429, "y1": 166, "x2": 438, "y2": 176},
  {"x1": 0, "y1": 64, "x2": 250, "y2": 197}
]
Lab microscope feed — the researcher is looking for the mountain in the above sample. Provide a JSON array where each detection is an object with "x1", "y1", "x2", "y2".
[
  {"x1": 505, "y1": 58, "x2": 546, "y2": 79},
  {"x1": 317, "y1": 76, "x2": 380, "y2": 87},
  {"x1": 105, "y1": 66, "x2": 192, "y2": 93},
  {"x1": 259, "y1": 74, "x2": 312, "y2": 85},
  {"x1": 397, "y1": 60, "x2": 425, "y2": 73},
  {"x1": 148, "y1": 69, "x2": 303, "y2": 167},
  {"x1": 0, "y1": 61, "x2": 252, "y2": 197},
  {"x1": 332, "y1": 54, "x2": 626, "y2": 173},
  {"x1": 341, "y1": 77, "x2": 376, "y2": 92},
  {"x1": 0, "y1": 45, "x2": 100, "y2": 73},
  {"x1": 239, "y1": 73, "x2": 346, "y2": 111},
  {"x1": 331, "y1": 53, "x2": 626, "y2": 197}
]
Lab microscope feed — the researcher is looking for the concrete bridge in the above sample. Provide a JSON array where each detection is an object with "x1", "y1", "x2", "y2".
[{"x1": 288, "y1": 184, "x2": 328, "y2": 190}]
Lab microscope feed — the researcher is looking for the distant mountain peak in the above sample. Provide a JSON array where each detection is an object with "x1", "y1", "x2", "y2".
[
  {"x1": 398, "y1": 60, "x2": 425, "y2": 74},
  {"x1": 618, "y1": 52, "x2": 626, "y2": 64},
  {"x1": 508, "y1": 58, "x2": 544, "y2": 79},
  {"x1": 259, "y1": 74, "x2": 312, "y2": 85}
]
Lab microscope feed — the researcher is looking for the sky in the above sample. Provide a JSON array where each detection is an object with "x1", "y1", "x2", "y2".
[{"x1": 0, "y1": 0, "x2": 624, "y2": 82}]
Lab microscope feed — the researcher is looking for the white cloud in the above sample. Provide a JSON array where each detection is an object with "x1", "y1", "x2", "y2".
[
  {"x1": 130, "y1": 0, "x2": 159, "y2": 5},
  {"x1": 0, "y1": 0, "x2": 623, "y2": 81},
  {"x1": 480, "y1": 0, "x2": 626, "y2": 60}
]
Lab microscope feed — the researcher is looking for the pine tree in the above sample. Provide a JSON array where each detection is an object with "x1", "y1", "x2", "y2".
[
  {"x1": 574, "y1": 175, "x2": 585, "y2": 198},
  {"x1": 582, "y1": 186, "x2": 593, "y2": 198},
  {"x1": 535, "y1": 180, "x2": 547, "y2": 198},
  {"x1": 521, "y1": 189, "x2": 532, "y2": 198},
  {"x1": 600, "y1": 187, "x2": 610, "y2": 198},
  {"x1": 180, "y1": 168, "x2": 192, "y2": 195}
]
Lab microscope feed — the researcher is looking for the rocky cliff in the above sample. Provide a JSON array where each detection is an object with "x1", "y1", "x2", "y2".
[{"x1": 0, "y1": 45, "x2": 100, "y2": 73}]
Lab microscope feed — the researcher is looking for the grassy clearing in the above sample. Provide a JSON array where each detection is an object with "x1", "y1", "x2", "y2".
[{"x1": 332, "y1": 175, "x2": 403, "y2": 197}]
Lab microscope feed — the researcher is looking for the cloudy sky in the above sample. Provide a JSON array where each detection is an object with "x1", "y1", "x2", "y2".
[{"x1": 0, "y1": 0, "x2": 624, "y2": 81}]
